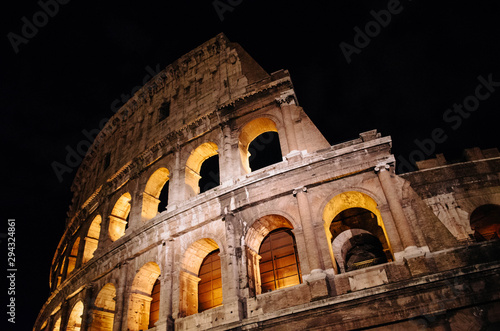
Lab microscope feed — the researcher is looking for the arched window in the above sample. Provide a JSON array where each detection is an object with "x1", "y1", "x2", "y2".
[
  {"x1": 66, "y1": 237, "x2": 81, "y2": 276},
  {"x1": 239, "y1": 118, "x2": 282, "y2": 173},
  {"x1": 259, "y1": 229, "x2": 301, "y2": 292},
  {"x1": 245, "y1": 215, "x2": 301, "y2": 296},
  {"x1": 52, "y1": 317, "x2": 61, "y2": 331},
  {"x1": 248, "y1": 132, "x2": 282, "y2": 171},
  {"x1": 108, "y1": 193, "x2": 131, "y2": 241},
  {"x1": 179, "y1": 238, "x2": 222, "y2": 316},
  {"x1": 67, "y1": 301, "x2": 84, "y2": 331},
  {"x1": 323, "y1": 191, "x2": 394, "y2": 274},
  {"x1": 199, "y1": 154, "x2": 220, "y2": 193},
  {"x1": 470, "y1": 204, "x2": 500, "y2": 241},
  {"x1": 330, "y1": 208, "x2": 390, "y2": 273},
  {"x1": 142, "y1": 168, "x2": 170, "y2": 222},
  {"x1": 90, "y1": 283, "x2": 116, "y2": 331},
  {"x1": 198, "y1": 249, "x2": 222, "y2": 312},
  {"x1": 83, "y1": 215, "x2": 101, "y2": 264},
  {"x1": 127, "y1": 262, "x2": 161, "y2": 330},
  {"x1": 149, "y1": 278, "x2": 161, "y2": 328},
  {"x1": 185, "y1": 142, "x2": 219, "y2": 196}
]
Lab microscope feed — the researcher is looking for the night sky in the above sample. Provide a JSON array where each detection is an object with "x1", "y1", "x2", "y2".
[{"x1": 2, "y1": 1, "x2": 500, "y2": 330}]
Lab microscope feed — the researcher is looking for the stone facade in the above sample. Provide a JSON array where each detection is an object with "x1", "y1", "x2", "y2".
[{"x1": 35, "y1": 33, "x2": 500, "y2": 331}]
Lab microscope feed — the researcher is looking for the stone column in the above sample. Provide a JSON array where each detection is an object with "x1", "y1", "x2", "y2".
[
  {"x1": 155, "y1": 240, "x2": 174, "y2": 331},
  {"x1": 375, "y1": 162, "x2": 428, "y2": 260},
  {"x1": 280, "y1": 104, "x2": 299, "y2": 154},
  {"x1": 113, "y1": 262, "x2": 128, "y2": 331},
  {"x1": 222, "y1": 212, "x2": 242, "y2": 303},
  {"x1": 169, "y1": 146, "x2": 184, "y2": 205},
  {"x1": 59, "y1": 300, "x2": 70, "y2": 331},
  {"x1": 219, "y1": 122, "x2": 241, "y2": 183},
  {"x1": 294, "y1": 187, "x2": 322, "y2": 273},
  {"x1": 80, "y1": 284, "x2": 94, "y2": 331}
]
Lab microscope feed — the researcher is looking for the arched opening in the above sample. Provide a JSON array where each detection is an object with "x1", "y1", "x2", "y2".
[
  {"x1": 470, "y1": 204, "x2": 500, "y2": 241},
  {"x1": 66, "y1": 237, "x2": 81, "y2": 276},
  {"x1": 248, "y1": 132, "x2": 282, "y2": 171},
  {"x1": 259, "y1": 228, "x2": 302, "y2": 293},
  {"x1": 323, "y1": 191, "x2": 393, "y2": 274},
  {"x1": 185, "y1": 142, "x2": 219, "y2": 196},
  {"x1": 67, "y1": 301, "x2": 84, "y2": 331},
  {"x1": 245, "y1": 215, "x2": 301, "y2": 295},
  {"x1": 52, "y1": 317, "x2": 61, "y2": 331},
  {"x1": 198, "y1": 249, "x2": 222, "y2": 312},
  {"x1": 142, "y1": 167, "x2": 170, "y2": 222},
  {"x1": 83, "y1": 215, "x2": 101, "y2": 264},
  {"x1": 179, "y1": 238, "x2": 221, "y2": 316},
  {"x1": 90, "y1": 283, "x2": 116, "y2": 331},
  {"x1": 149, "y1": 278, "x2": 161, "y2": 328},
  {"x1": 127, "y1": 262, "x2": 161, "y2": 331},
  {"x1": 199, "y1": 154, "x2": 220, "y2": 193},
  {"x1": 108, "y1": 193, "x2": 131, "y2": 241},
  {"x1": 330, "y1": 208, "x2": 391, "y2": 273},
  {"x1": 239, "y1": 118, "x2": 282, "y2": 173}
]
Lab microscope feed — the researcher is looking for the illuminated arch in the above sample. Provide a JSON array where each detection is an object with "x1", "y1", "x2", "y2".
[
  {"x1": 52, "y1": 317, "x2": 61, "y2": 331},
  {"x1": 332, "y1": 228, "x2": 388, "y2": 273},
  {"x1": 322, "y1": 191, "x2": 393, "y2": 273},
  {"x1": 142, "y1": 167, "x2": 170, "y2": 221},
  {"x1": 127, "y1": 262, "x2": 161, "y2": 330},
  {"x1": 67, "y1": 301, "x2": 84, "y2": 331},
  {"x1": 66, "y1": 237, "x2": 81, "y2": 276},
  {"x1": 245, "y1": 215, "x2": 301, "y2": 295},
  {"x1": 108, "y1": 193, "x2": 131, "y2": 241},
  {"x1": 90, "y1": 283, "x2": 116, "y2": 331},
  {"x1": 470, "y1": 204, "x2": 500, "y2": 241},
  {"x1": 185, "y1": 142, "x2": 219, "y2": 196},
  {"x1": 179, "y1": 238, "x2": 221, "y2": 316},
  {"x1": 239, "y1": 118, "x2": 280, "y2": 173},
  {"x1": 83, "y1": 215, "x2": 101, "y2": 264}
]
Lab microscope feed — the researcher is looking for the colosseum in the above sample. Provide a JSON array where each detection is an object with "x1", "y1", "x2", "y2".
[{"x1": 35, "y1": 33, "x2": 500, "y2": 330}]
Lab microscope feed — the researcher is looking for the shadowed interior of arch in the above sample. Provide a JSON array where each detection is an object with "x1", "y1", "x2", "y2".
[
  {"x1": 330, "y1": 208, "x2": 391, "y2": 273},
  {"x1": 185, "y1": 142, "x2": 219, "y2": 196},
  {"x1": 143, "y1": 167, "x2": 170, "y2": 221},
  {"x1": 239, "y1": 118, "x2": 281, "y2": 173},
  {"x1": 470, "y1": 204, "x2": 500, "y2": 241},
  {"x1": 248, "y1": 131, "x2": 282, "y2": 171}
]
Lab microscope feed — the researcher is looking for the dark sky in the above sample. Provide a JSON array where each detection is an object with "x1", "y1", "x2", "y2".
[{"x1": 2, "y1": 0, "x2": 500, "y2": 329}]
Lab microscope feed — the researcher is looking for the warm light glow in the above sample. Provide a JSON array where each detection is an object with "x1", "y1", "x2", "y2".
[
  {"x1": 66, "y1": 237, "x2": 80, "y2": 276},
  {"x1": 185, "y1": 142, "x2": 218, "y2": 196},
  {"x1": 90, "y1": 283, "x2": 116, "y2": 331},
  {"x1": 127, "y1": 262, "x2": 161, "y2": 331},
  {"x1": 108, "y1": 193, "x2": 131, "y2": 241},
  {"x1": 52, "y1": 317, "x2": 61, "y2": 331},
  {"x1": 179, "y1": 238, "x2": 221, "y2": 317},
  {"x1": 66, "y1": 301, "x2": 84, "y2": 331},
  {"x1": 322, "y1": 191, "x2": 393, "y2": 272},
  {"x1": 142, "y1": 167, "x2": 170, "y2": 221},
  {"x1": 83, "y1": 215, "x2": 101, "y2": 264}
]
